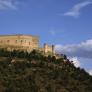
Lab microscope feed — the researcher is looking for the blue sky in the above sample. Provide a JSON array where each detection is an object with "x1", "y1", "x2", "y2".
[{"x1": 0, "y1": 0, "x2": 92, "y2": 75}]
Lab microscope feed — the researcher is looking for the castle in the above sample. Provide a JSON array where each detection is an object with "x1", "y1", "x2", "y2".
[{"x1": 0, "y1": 34, "x2": 55, "y2": 56}]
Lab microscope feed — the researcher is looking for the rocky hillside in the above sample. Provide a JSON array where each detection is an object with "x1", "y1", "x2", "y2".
[{"x1": 0, "y1": 49, "x2": 92, "y2": 92}]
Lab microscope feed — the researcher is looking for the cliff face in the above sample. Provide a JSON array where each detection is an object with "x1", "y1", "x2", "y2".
[{"x1": 0, "y1": 50, "x2": 92, "y2": 92}]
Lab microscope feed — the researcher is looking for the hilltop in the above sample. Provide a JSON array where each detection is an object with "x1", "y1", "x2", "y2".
[{"x1": 0, "y1": 49, "x2": 92, "y2": 92}]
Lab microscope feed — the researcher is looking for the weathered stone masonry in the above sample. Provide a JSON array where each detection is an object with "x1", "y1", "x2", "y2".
[{"x1": 0, "y1": 34, "x2": 55, "y2": 55}]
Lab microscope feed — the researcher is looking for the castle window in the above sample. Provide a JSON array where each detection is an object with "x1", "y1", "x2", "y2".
[
  {"x1": 15, "y1": 40, "x2": 17, "y2": 43},
  {"x1": 20, "y1": 40, "x2": 23, "y2": 43},
  {"x1": 21, "y1": 40, "x2": 23, "y2": 42},
  {"x1": 7, "y1": 40, "x2": 10, "y2": 43},
  {"x1": 20, "y1": 40, "x2": 23, "y2": 44},
  {"x1": 0, "y1": 40, "x2": 3, "y2": 43},
  {"x1": 29, "y1": 42, "x2": 30, "y2": 45}
]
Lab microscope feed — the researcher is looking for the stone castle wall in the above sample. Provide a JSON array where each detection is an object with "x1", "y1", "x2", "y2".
[
  {"x1": 0, "y1": 34, "x2": 39, "y2": 52},
  {"x1": 0, "y1": 34, "x2": 55, "y2": 55}
]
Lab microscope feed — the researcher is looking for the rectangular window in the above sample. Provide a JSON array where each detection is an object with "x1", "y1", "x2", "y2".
[
  {"x1": 7, "y1": 40, "x2": 10, "y2": 43},
  {"x1": 0, "y1": 40, "x2": 2, "y2": 43},
  {"x1": 21, "y1": 40, "x2": 23, "y2": 42},
  {"x1": 29, "y1": 42, "x2": 30, "y2": 45},
  {"x1": 15, "y1": 40, "x2": 17, "y2": 43}
]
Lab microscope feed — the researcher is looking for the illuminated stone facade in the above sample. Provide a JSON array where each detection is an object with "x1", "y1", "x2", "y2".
[
  {"x1": 0, "y1": 34, "x2": 55, "y2": 55},
  {"x1": 43, "y1": 43, "x2": 55, "y2": 56},
  {"x1": 0, "y1": 34, "x2": 39, "y2": 52}
]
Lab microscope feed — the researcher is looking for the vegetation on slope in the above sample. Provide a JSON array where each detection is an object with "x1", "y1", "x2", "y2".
[{"x1": 0, "y1": 49, "x2": 92, "y2": 92}]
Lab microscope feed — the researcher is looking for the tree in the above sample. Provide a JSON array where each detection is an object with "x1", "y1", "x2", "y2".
[
  {"x1": 47, "y1": 55, "x2": 52, "y2": 62},
  {"x1": 63, "y1": 55, "x2": 67, "y2": 60},
  {"x1": 52, "y1": 56, "x2": 56, "y2": 62}
]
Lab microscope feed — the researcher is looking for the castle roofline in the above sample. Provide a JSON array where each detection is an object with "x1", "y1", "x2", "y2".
[{"x1": 0, "y1": 34, "x2": 39, "y2": 38}]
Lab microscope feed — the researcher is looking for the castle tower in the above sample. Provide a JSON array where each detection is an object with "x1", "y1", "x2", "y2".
[
  {"x1": 44, "y1": 43, "x2": 55, "y2": 56},
  {"x1": 44, "y1": 43, "x2": 48, "y2": 55},
  {"x1": 52, "y1": 45, "x2": 55, "y2": 56}
]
